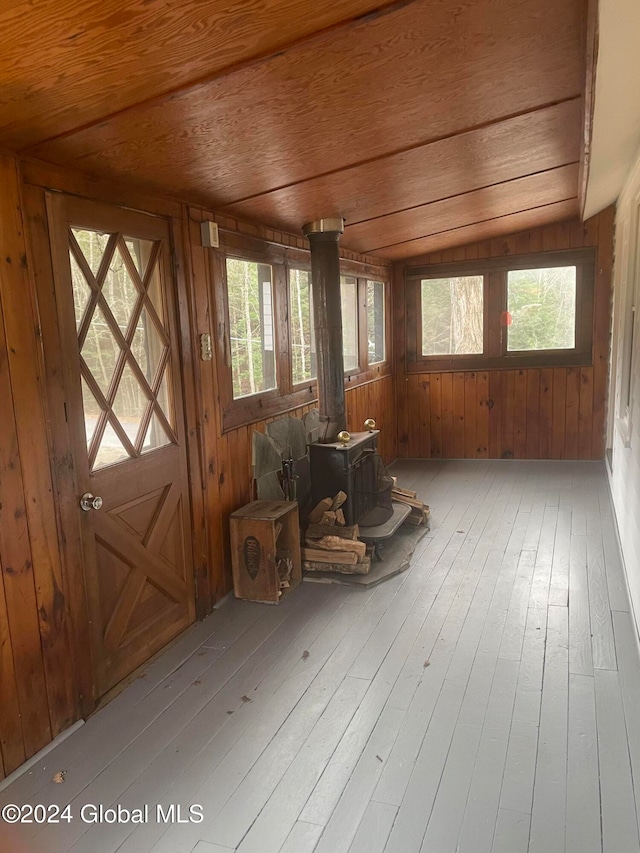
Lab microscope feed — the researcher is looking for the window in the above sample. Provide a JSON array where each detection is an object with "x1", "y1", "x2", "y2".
[
  {"x1": 216, "y1": 239, "x2": 390, "y2": 430},
  {"x1": 289, "y1": 268, "x2": 316, "y2": 384},
  {"x1": 421, "y1": 276, "x2": 483, "y2": 356},
  {"x1": 367, "y1": 280, "x2": 386, "y2": 363},
  {"x1": 69, "y1": 227, "x2": 176, "y2": 470},
  {"x1": 226, "y1": 258, "x2": 276, "y2": 399},
  {"x1": 507, "y1": 266, "x2": 576, "y2": 351},
  {"x1": 341, "y1": 275, "x2": 359, "y2": 371},
  {"x1": 406, "y1": 249, "x2": 595, "y2": 371}
]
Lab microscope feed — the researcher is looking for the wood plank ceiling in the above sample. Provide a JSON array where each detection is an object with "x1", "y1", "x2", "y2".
[{"x1": 4, "y1": 0, "x2": 586, "y2": 260}]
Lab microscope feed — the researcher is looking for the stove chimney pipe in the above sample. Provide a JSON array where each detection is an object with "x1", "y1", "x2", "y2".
[{"x1": 302, "y1": 217, "x2": 346, "y2": 442}]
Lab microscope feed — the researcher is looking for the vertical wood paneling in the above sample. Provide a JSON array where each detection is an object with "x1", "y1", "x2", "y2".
[
  {"x1": 428, "y1": 374, "x2": 441, "y2": 458},
  {"x1": 578, "y1": 367, "x2": 594, "y2": 459},
  {"x1": 183, "y1": 209, "x2": 225, "y2": 608},
  {"x1": 0, "y1": 352, "x2": 52, "y2": 760},
  {"x1": 552, "y1": 367, "x2": 567, "y2": 459},
  {"x1": 488, "y1": 370, "x2": 502, "y2": 458},
  {"x1": 542, "y1": 223, "x2": 559, "y2": 251},
  {"x1": 514, "y1": 370, "x2": 528, "y2": 458},
  {"x1": 515, "y1": 231, "x2": 531, "y2": 254},
  {"x1": 0, "y1": 487, "x2": 27, "y2": 777},
  {"x1": 539, "y1": 368, "x2": 554, "y2": 459},
  {"x1": 464, "y1": 372, "x2": 477, "y2": 457},
  {"x1": 407, "y1": 374, "x2": 421, "y2": 457},
  {"x1": 0, "y1": 155, "x2": 76, "y2": 770},
  {"x1": 526, "y1": 369, "x2": 540, "y2": 458},
  {"x1": 440, "y1": 373, "x2": 454, "y2": 458},
  {"x1": 395, "y1": 211, "x2": 614, "y2": 462},
  {"x1": 502, "y1": 370, "x2": 515, "y2": 458},
  {"x1": 476, "y1": 371, "x2": 489, "y2": 457},
  {"x1": 453, "y1": 372, "x2": 466, "y2": 457},
  {"x1": 530, "y1": 226, "x2": 544, "y2": 253},
  {"x1": 173, "y1": 209, "x2": 211, "y2": 616},
  {"x1": 419, "y1": 377, "x2": 432, "y2": 458},
  {"x1": 565, "y1": 367, "x2": 581, "y2": 456}
]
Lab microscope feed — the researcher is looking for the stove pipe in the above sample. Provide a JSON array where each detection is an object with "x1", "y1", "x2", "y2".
[{"x1": 302, "y1": 217, "x2": 346, "y2": 442}]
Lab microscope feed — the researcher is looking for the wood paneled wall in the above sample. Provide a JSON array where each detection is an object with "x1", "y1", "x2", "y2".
[
  {"x1": 393, "y1": 209, "x2": 615, "y2": 460},
  {"x1": 0, "y1": 155, "x2": 395, "y2": 778},
  {"x1": 0, "y1": 155, "x2": 92, "y2": 778}
]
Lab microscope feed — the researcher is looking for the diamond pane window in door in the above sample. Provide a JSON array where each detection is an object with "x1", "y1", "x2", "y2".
[
  {"x1": 154, "y1": 365, "x2": 175, "y2": 430},
  {"x1": 69, "y1": 252, "x2": 92, "y2": 331},
  {"x1": 71, "y1": 228, "x2": 110, "y2": 279},
  {"x1": 124, "y1": 237, "x2": 155, "y2": 279},
  {"x1": 69, "y1": 223, "x2": 175, "y2": 469},
  {"x1": 81, "y1": 303, "x2": 122, "y2": 398},
  {"x1": 112, "y1": 361, "x2": 150, "y2": 448},
  {"x1": 103, "y1": 247, "x2": 141, "y2": 336},
  {"x1": 94, "y1": 420, "x2": 131, "y2": 470},
  {"x1": 145, "y1": 251, "x2": 166, "y2": 326},
  {"x1": 81, "y1": 375, "x2": 103, "y2": 449},
  {"x1": 142, "y1": 411, "x2": 172, "y2": 453},
  {"x1": 131, "y1": 307, "x2": 167, "y2": 389}
]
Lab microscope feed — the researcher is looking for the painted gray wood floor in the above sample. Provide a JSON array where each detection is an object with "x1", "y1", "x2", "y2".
[{"x1": 2, "y1": 460, "x2": 640, "y2": 853}]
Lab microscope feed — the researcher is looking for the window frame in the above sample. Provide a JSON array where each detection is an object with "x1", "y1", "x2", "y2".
[
  {"x1": 225, "y1": 255, "x2": 279, "y2": 402},
  {"x1": 211, "y1": 235, "x2": 391, "y2": 432},
  {"x1": 366, "y1": 278, "x2": 387, "y2": 366},
  {"x1": 288, "y1": 263, "x2": 317, "y2": 389},
  {"x1": 405, "y1": 248, "x2": 596, "y2": 373},
  {"x1": 340, "y1": 273, "x2": 361, "y2": 376}
]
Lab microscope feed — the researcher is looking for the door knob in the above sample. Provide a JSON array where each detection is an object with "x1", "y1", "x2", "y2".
[{"x1": 80, "y1": 492, "x2": 103, "y2": 512}]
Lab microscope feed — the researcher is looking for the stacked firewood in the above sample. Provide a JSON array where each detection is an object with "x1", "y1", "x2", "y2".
[
  {"x1": 391, "y1": 478, "x2": 431, "y2": 527},
  {"x1": 302, "y1": 492, "x2": 371, "y2": 575}
]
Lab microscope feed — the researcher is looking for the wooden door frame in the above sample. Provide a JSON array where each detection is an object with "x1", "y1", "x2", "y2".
[{"x1": 20, "y1": 163, "x2": 211, "y2": 711}]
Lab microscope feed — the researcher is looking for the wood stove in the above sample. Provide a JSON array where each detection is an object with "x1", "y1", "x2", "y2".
[{"x1": 309, "y1": 430, "x2": 394, "y2": 527}]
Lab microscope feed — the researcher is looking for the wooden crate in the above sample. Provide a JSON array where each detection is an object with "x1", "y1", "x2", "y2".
[{"x1": 230, "y1": 500, "x2": 301, "y2": 604}]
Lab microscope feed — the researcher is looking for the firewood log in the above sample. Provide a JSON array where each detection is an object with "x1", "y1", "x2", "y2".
[
  {"x1": 391, "y1": 485, "x2": 418, "y2": 499},
  {"x1": 301, "y1": 547, "x2": 358, "y2": 565},
  {"x1": 330, "y1": 491, "x2": 348, "y2": 510},
  {"x1": 303, "y1": 558, "x2": 370, "y2": 575},
  {"x1": 305, "y1": 536, "x2": 366, "y2": 557},
  {"x1": 306, "y1": 523, "x2": 360, "y2": 540},
  {"x1": 320, "y1": 511, "x2": 337, "y2": 525},
  {"x1": 308, "y1": 498, "x2": 333, "y2": 524},
  {"x1": 391, "y1": 492, "x2": 424, "y2": 509}
]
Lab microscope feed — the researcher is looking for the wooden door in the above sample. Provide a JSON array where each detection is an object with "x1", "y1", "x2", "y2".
[{"x1": 47, "y1": 195, "x2": 195, "y2": 697}]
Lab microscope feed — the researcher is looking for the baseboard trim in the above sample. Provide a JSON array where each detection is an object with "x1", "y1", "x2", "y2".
[{"x1": 0, "y1": 719, "x2": 85, "y2": 794}]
